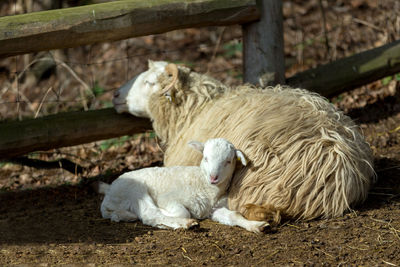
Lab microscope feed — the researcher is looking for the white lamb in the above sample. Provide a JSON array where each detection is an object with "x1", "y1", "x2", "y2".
[{"x1": 98, "y1": 138, "x2": 269, "y2": 233}]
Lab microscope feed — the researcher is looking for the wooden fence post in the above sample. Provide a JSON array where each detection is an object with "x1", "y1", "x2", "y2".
[{"x1": 242, "y1": 0, "x2": 285, "y2": 86}]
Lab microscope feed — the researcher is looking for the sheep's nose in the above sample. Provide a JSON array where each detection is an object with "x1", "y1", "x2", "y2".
[{"x1": 113, "y1": 91, "x2": 120, "y2": 98}]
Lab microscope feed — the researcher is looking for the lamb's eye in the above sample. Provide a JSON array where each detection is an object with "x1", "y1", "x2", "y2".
[
  {"x1": 204, "y1": 157, "x2": 208, "y2": 162},
  {"x1": 145, "y1": 80, "x2": 155, "y2": 86}
]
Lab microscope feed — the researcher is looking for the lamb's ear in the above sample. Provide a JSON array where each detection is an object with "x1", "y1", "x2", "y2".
[
  {"x1": 188, "y1": 140, "x2": 204, "y2": 154},
  {"x1": 235, "y1": 150, "x2": 247, "y2": 166},
  {"x1": 148, "y1": 59, "x2": 155, "y2": 69}
]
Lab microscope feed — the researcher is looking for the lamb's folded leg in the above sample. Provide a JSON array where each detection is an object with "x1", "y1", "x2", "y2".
[
  {"x1": 158, "y1": 193, "x2": 191, "y2": 218},
  {"x1": 211, "y1": 207, "x2": 269, "y2": 233},
  {"x1": 159, "y1": 203, "x2": 191, "y2": 218},
  {"x1": 132, "y1": 191, "x2": 197, "y2": 229}
]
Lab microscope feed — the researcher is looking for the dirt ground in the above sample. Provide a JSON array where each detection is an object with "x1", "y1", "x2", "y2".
[
  {"x1": 2, "y1": 107, "x2": 400, "y2": 266},
  {"x1": 1, "y1": 0, "x2": 400, "y2": 265}
]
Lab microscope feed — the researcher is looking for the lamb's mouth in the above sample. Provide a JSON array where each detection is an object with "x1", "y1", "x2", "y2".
[{"x1": 210, "y1": 179, "x2": 219, "y2": 185}]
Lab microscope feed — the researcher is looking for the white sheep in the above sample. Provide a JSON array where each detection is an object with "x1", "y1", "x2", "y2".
[
  {"x1": 98, "y1": 138, "x2": 269, "y2": 233},
  {"x1": 113, "y1": 60, "x2": 376, "y2": 222}
]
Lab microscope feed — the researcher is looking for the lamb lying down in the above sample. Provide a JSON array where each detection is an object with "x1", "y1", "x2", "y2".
[{"x1": 98, "y1": 138, "x2": 269, "y2": 233}]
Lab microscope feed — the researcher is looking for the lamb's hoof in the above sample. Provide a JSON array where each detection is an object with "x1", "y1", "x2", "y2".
[
  {"x1": 186, "y1": 219, "x2": 199, "y2": 229},
  {"x1": 248, "y1": 221, "x2": 270, "y2": 234},
  {"x1": 259, "y1": 222, "x2": 271, "y2": 232}
]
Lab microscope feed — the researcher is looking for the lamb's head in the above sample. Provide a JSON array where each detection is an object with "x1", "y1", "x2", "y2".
[
  {"x1": 188, "y1": 138, "x2": 247, "y2": 186},
  {"x1": 113, "y1": 60, "x2": 178, "y2": 117}
]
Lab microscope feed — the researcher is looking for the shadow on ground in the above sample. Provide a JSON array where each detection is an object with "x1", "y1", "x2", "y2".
[
  {"x1": 365, "y1": 157, "x2": 400, "y2": 206},
  {"x1": 347, "y1": 91, "x2": 400, "y2": 124},
  {"x1": 0, "y1": 172, "x2": 153, "y2": 245},
  {"x1": 1, "y1": 157, "x2": 399, "y2": 246}
]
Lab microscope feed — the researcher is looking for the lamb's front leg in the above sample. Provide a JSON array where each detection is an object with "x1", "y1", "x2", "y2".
[
  {"x1": 211, "y1": 207, "x2": 269, "y2": 233},
  {"x1": 110, "y1": 210, "x2": 138, "y2": 222}
]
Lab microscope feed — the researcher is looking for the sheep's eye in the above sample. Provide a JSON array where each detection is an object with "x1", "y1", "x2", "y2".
[
  {"x1": 227, "y1": 160, "x2": 232, "y2": 164},
  {"x1": 204, "y1": 157, "x2": 208, "y2": 162}
]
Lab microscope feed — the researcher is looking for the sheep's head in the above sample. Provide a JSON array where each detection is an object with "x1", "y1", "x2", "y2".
[
  {"x1": 113, "y1": 60, "x2": 178, "y2": 117},
  {"x1": 188, "y1": 138, "x2": 247, "y2": 186}
]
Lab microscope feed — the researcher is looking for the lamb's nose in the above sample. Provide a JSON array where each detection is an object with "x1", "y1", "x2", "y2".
[
  {"x1": 113, "y1": 91, "x2": 120, "y2": 98},
  {"x1": 210, "y1": 175, "x2": 219, "y2": 183}
]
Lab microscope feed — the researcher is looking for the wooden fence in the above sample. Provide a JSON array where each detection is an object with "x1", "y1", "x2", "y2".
[{"x1": 0, "y1": 0, "x2": 399, "y2": 159}]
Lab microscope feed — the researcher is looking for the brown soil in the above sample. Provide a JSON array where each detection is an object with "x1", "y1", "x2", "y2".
[{"x1": 1, "y1": 0, "x2": 400, "y2": 265}]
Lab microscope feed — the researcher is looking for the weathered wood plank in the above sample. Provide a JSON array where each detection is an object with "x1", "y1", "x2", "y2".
[
  {"x1": 287, "y1": 39, "x2": 400, "y2": 97},
  {"x1": 0, "y1": 108, "x2": 152, "y2": 159},
  {"x1": 0, "y1": 0, "x2": 259, "y2": 58},
  {"x1": 242, "y1": 0, "x2": 285, "y2": 85}
]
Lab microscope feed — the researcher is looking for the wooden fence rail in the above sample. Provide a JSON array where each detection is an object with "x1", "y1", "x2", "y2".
[
  {"x1": 0, "y1": 109, "x2": 151, "y2": 160},
  {"x1": 0, "y1": 0, "x2": 259, "y2": 58},
  {"x1": 287, "y1": 39, "x2": 400, "y2": 97}
]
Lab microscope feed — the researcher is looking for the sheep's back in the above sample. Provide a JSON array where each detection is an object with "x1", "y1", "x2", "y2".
[{"x1": 163, "y1": 86, "x2": 375, "y2": 220}]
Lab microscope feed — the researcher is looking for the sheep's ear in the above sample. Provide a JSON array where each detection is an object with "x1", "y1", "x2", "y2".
[
  {"x1": 235, "y1": 150, "x2": 247, "y2": 166},
  {"x1": 148, "y1": 59, "x2": 155, "y2": 69},
  {"x1": 188, "y1": 140, "x2": 204, "y2": 154}
]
